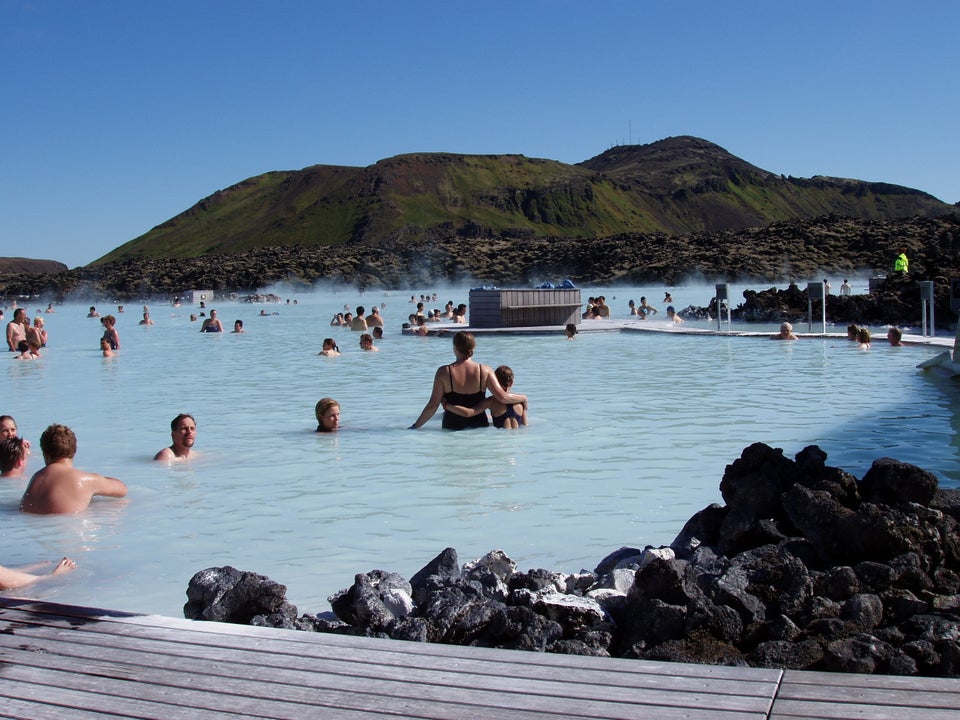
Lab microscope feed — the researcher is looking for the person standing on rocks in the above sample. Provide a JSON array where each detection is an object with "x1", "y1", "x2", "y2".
[
  {"x1": 840, "y1": 279, "x2": 852, "y2": 296},
  {"x1": 894, "y1": 248, "x2": 909, "y2": 274}
]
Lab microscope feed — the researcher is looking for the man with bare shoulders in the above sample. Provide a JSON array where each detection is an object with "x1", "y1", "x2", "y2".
[
  {"x1": 6, "y1": 308, "x2": 27, "y2": 351},
  {"x1": 154, "y1": 413, "x2": 197, "y2": 462},
  {"x1": 20, "y1": 424, "x2": 127, "y2": 514},
  {"x1": 366, "y1": 306, "x2": 384, "y2": 328}
]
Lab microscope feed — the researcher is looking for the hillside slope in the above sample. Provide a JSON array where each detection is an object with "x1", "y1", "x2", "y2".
[
  {"x1": 0, "y1": 257, "x2": 69, "y2": 276},
  {"x1": 94, "y1": 136, "x2": 952, "y2": 264}
]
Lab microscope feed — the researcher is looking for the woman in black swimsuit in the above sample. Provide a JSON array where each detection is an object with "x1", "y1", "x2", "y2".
[{"x1": 409, "y1": 331, "x2": 528, "y2": 430}]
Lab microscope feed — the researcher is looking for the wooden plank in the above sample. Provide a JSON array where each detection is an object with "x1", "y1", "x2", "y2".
[
  {"x1": 0, "y1": 601, "x2": 782, "y2": 686},
  {"x1": 503, "y1": 304, "x2": 582, "y2": 309},
  {"x1": 0, "y1": 675, "x2": 263, "y2": 720},
  {"x1": 0, "y1": 627, "x2": 774, "y2": 713},
  {"x1": 770, "y1": 669, "x2": 960, "y2": 719},
  {"x1": 0, "y1": 630, "x2": 774, "y2": 720},
  {"x1": 0, "y1": 695, "x2": 131, "y2": 720},
  {"x1": 0, "y1": 599, "x2": 780, "y2": 720},
  {"x1": 780, "y1": 668, "x2": 960, "y2": 693},
  {"x1": 769, "y1": 698, "x2": 960, "y2": 720},
  {"x1": 0, "y1": 623, "x2": 757, "y2": 698}
]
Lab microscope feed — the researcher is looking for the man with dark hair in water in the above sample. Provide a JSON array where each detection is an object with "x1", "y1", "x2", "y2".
[
  {"x1": 6, "y1": 307, "x2": 26, "y2": 351},
  {"x1": 0, "y1": 436, "x2": 29, "y2": 477},
  {"x1": 154, "y1": 414, "x2": 197, "y2": 462}
]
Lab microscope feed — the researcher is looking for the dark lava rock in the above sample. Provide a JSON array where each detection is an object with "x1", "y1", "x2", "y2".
[
  {"x1": 184, "y1": 443, "x2": 960, "y2": 677},
  {"x1": 184, "y1": 566, "x2": 297, "y2": 625}
]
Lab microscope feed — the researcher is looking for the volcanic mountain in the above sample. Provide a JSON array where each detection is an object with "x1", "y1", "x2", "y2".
[{"x1": 94, "y1": 136, "x2": 952, "y2": 263}]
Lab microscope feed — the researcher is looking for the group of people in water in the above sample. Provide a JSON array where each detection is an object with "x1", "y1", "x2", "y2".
[
  {"x1": 0, "y1": 410, "x2": 205, "y2": 590},
  {"x1": 4, "y1": 305, "x2": 49, "y2": 360},
  {"x1": 409, "y1": 331, "x2": 528, "y2": 430},
  {"x1": 771, "y1": 321, "x2": 906, "y2": 348},
  {"x1": 63, "y1": 303, "x2": 248, "y2": 357},
  {"x1": 314, "y1": 331, "x2": 529, "y2": 434},
  {"x1": 0, "y1": 415, "x2": 107, "y2": 589},
  {"x1": 846, "y1": 323, "x2": 904, "y2": 349},
  {"x1": 581, "y1": 294, "x2": 686, "y2": 325},
  {"x1": 0, "y1": 277, "x2": 924, "y2": 595}
]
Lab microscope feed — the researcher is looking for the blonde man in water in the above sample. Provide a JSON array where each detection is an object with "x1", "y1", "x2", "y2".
[
  {"x1": 154, "y1": 414, "x2": 197, "y2": 462},
  {"x1": 772, "y1": 322, "x2": 798, "y2": 340},
  {"x1": 20, "y1": 424, "x2": 127, "y2": 514}
]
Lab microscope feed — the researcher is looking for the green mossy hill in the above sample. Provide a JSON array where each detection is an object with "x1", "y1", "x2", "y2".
[
  {"x1": 6, "y1": 214, "x2": 959, "y2": 302},
  {"x1": 94, "y1": 136, "x2": 952, "y2": 264}
]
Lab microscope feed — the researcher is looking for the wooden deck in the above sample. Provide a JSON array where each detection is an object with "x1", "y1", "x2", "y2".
[{"x1": 1, "y1": 599, "x2": 957, "y2": 719}]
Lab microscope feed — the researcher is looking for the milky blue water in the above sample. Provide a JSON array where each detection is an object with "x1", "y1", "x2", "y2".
[{"x1": 2, "y1": 282, "x2": 957, "y2": 617}]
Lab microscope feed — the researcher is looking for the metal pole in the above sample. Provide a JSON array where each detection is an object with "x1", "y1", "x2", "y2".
[{"x1": 919, "y1": 281, "x2": 935, "y2": 338}]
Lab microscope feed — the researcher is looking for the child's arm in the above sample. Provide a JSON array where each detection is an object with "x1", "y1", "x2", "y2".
[{"x1": 441, "y1": 397, "x2": 493, "y2": 418}]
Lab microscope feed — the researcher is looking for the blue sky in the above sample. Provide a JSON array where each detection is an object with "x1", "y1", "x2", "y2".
[{"x1": 3, "y1": 1, "x2": 958, "y2": 268}]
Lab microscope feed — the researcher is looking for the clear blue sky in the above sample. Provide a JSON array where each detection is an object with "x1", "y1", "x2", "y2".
[{"x1": 3, "y1": 0, "x2": 958, "y2": 268}]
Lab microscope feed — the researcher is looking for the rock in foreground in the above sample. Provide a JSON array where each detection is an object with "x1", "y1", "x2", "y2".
[{"x1": 185, "y1": 443, "x2": 960, "y2": 677}]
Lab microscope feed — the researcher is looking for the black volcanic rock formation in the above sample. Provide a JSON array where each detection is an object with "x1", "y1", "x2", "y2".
[{"x1": 185, "y1": 444, "x2": 960, "y2": 678}]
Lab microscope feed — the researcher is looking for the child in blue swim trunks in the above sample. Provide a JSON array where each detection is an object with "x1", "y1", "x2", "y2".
[{"x1": 442, "y1": 365, "x2": 527, "y2": 429}]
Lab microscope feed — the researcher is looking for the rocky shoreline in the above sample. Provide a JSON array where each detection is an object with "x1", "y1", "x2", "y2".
[
  {"x1": 184, "y1": 444, "x2": 960, "y2": 678},
  {"x1": 682, "y1": 271, "x2": 952, "y2": 328},
  {"x1": 2, "y1": 214, "x2": 959, "y2": 314}
]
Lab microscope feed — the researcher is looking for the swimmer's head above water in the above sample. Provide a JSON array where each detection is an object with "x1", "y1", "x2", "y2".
[{"x1": 315, "y1": 398, "x2": 341, "y2": 432}]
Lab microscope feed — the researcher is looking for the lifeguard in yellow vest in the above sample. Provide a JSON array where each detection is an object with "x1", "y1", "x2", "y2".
[{"x1": 894, "y1": 249, "x2": 909, "y2": 274}]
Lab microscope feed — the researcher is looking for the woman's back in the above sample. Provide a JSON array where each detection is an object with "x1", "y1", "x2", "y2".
[
  {"x1": 442, "y1": 361, "x2": 488, "y2": 430},
  {"x1": 445, "y1": 360, "x2": 484, "y2": 395}
]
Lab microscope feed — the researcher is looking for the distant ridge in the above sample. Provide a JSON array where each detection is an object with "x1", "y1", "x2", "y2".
[
  {"x1": 0, "y1": 257, "x2": 68, "y2": 276},
  {"x1": 94, "y1": 136, "x2": 952, "y2": 264}
]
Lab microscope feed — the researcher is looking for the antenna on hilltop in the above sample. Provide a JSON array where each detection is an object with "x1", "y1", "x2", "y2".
[{"x1": 629, "y1": 120, "x2": 632, "y2": 146}]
